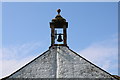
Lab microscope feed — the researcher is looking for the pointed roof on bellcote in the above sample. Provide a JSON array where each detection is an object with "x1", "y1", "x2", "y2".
[
  {"x1": 52, "y1": 9, "x2": 66, "y2": 22},
  {"x1": 50, "y1": 9, "x2": 68, "y2": 28}
]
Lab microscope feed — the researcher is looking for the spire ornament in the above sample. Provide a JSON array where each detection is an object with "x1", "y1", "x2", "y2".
[{"x1": 57, "y1": 9, "x2": 61, "y2": 14}]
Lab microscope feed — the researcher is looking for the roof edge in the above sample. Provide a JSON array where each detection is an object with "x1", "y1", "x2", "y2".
[
  {"x1": 68, "y1": 48, "x2": 118, "y2": 80},
  {"x1": 2, "y1": 49, "x2": 50, "y2": 80}
]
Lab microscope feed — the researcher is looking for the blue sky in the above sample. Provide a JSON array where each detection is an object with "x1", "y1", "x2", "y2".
[{"x1": 1, "y1": 2, "x2": 118, "y2": 78}]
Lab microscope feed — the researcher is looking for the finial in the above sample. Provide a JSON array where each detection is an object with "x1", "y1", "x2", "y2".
[{"x1": 57, "y1": 9, "x2": 61, "y2": 14}]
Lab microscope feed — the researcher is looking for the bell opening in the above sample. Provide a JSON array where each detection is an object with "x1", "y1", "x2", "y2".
[{"x1": 55, "y1": 29, "x2": 64, "y2": 44}]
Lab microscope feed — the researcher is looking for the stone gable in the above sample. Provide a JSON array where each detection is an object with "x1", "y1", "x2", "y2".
[{"x1": 3, "y1": 46, "x2": 117, "y2": 79}]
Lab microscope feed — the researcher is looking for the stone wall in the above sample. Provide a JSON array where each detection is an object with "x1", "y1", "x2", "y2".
[{"x1": 6, "y1": 46, "x2": 117, "y2": 79}]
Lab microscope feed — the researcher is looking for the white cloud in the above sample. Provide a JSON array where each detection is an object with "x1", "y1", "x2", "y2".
[
  {"x1": 0, "y1": 42, "x2": 42, "y2": 79},
  {"x1": 2, "y1": 42, "x2": 41, "y2": 60},
  {"x1": 79, "y1": 35, "x2": 118, "y2": 75},
  {"x1": 1, "y1": 56, "x2": 36, "y2": 78}
]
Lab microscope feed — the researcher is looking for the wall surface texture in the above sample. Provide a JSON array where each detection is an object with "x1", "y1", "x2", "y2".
[{"x1": 6, "y1": 46, "x2": 116, "y2": 79}]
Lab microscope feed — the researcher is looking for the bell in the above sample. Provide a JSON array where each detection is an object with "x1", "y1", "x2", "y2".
[{"x1": 57, "y1": 34, "x2": 63, "y2": 42}]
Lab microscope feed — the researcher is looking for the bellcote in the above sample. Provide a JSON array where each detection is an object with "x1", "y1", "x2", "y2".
[{"x1": 49, "y1": 9, "x2": 68, "y2": 46}]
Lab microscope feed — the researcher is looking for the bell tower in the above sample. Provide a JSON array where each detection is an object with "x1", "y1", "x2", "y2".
[{"x1": 50, "y1": 9, "x2": 68, "y2": 46}]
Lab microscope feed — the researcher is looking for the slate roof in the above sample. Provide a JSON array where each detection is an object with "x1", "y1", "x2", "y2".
[{"x1": 2, "y1": 46, "x2": 118, "y2": 80}]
